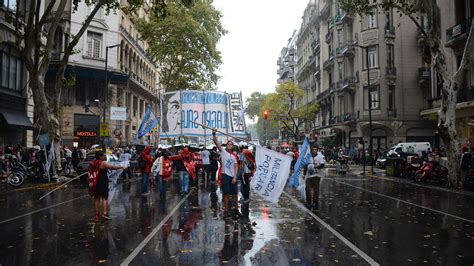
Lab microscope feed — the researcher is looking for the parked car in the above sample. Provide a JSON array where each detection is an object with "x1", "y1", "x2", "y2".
[{"x1": 76, "y1": 153, "x2": 120, "y2": 175}]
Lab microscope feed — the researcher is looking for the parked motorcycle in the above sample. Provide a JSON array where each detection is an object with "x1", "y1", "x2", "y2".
[
  {"x1": 2, "y1": 155, "x2": 25, "y2": 187},
  {"x1": 400, "y1": 155, "x2": 420, "y2": 179},
  {"x1": 414, "y1": 161, "x2": 448, "y2": 184}
]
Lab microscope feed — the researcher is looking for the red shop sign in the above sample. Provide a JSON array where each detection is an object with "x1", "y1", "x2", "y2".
[{"x1": 77, "y1": 131, "x2": 97, "y2": 137}]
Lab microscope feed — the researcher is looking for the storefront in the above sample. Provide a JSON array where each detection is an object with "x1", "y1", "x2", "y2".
[{"x1": 73, "y1": 114, "x2": 99, "y2": 149}]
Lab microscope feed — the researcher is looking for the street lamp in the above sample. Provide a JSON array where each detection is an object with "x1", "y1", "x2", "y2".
[
  {"x1": 102, "y1": 44, "x2": 120, "y2": 151},
  {"x1": 355, "y1": 44, "x2": 374, "y2": 174}
]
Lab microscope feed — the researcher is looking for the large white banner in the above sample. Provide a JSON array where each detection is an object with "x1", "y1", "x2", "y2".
[
  {"x1": 161, "y1": 90, "x2": 246, "y2": 138},
  {"x1": 250, "y1": 146, "x2": 292, "y2": 203}
]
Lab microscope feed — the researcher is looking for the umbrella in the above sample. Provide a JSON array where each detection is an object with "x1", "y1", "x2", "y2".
[{"x1": 91, "y1": 144, "x2": 100, "y2": 149}]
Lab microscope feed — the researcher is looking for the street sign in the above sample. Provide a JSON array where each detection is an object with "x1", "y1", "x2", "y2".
[
  {"x1": 100, "y1": 123, "x2": 109, "y2": 137},
  {"x1": 110, "y1": 107, "x2": 127, "y2": 120}
]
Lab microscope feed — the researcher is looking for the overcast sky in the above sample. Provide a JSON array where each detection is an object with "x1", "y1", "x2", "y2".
[{"x1": 212, "y1": 0, "x2": 309, "y2": 105}]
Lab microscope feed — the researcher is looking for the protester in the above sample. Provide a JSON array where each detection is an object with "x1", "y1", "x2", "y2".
[
  {"x1": 303, "y1": 147, "x2": 325, "y2": 210},
  {"x1": 170, "y1": 147, "x2": 196, "y2": 195},
  {"x1": 201, "y1": 147, "x2": 211, "y2": 185},
  {"x1": 90, "y1": 150, "x2": 127, "y2": 223},
  {"x1": 209, "y1": 146, "x2": 219, "y2": 184},
  {"x1": 119, "y1": 147, "x2": 133, "y2": 180},
  {"x1": 151, "y1": 150, "x2": 173, "y2": 200},
  {"x1": 212, "y1": 129, "x2": 240, "y2": 219},
  {"x1": 240, "y1": 148, "x2": 255, "y2": 203},
  {"x1": 71, "y1": 147, "x2": 80, "y2": 171},
  {"x1": 139, "y1": 146, "x2": 154, "y2": 196}
]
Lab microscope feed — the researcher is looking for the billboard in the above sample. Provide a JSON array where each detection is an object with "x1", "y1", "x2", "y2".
[
  {"x1": 160, "y1": 90, "x2": 246, "y2": 138},
  {"x1": 110, "y1": 107, "x2": 127, "y2": 120}
]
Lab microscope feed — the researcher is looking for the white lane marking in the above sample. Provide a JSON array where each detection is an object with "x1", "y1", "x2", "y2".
[
  {"x1": 121, "y1": 193, "x2": 191, "y2": 266},
  {"x1": 283, "y1": 191, "x2": 380, "y2": 266},
  {"x1": 0, "y1": 178, "x2": 140, "y2": 224},
  {"x1": 333, "y1": 179, "x2": 474, "y2": 224},
  {"x1": 0, "y1": 195, "x2": 89, "y2": 225}
]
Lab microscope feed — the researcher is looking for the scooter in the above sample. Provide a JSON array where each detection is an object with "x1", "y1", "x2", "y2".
[{"x1": 414, "y1": 161, "x2": 448, "y2": 184}]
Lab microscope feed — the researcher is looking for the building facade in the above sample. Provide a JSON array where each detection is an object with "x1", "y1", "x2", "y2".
[
  {"x1": 420, "y1": 0, "x2": 474, "y2": 149},
  {"x1": 48, "y1": 0, "x2": 158, "y2": 148},
  {"x1": 0, "y1": 0, "x2": 35, "y2": 148},
  {"x1": 286, "y1": 0, "x2": 438, "y2": 150},
  {"x1": 277, "y1": 30, "x2": 298, "y2": 85}
]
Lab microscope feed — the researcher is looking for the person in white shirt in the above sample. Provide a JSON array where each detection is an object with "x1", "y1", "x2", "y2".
[
  {"x1": 119, "y1": 148, "x2": 133, "y2": 180},
  {"x1": 201, "y1": 148, "x2": 211, "y2": 185},
  {"x1": 303, "y1": 147, "x2": 325, "y2": 210},
  {"x1": 212, "y1": 129, "x2": 239, "y2": 218}
]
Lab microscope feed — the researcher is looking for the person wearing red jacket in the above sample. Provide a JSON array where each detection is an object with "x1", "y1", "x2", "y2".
[
  {"x1": 170, "y1": 148, "x2": 196, "y2": 195},
  {"x1": 140, "y1": 146, "x2": 154, "y2": 196}
]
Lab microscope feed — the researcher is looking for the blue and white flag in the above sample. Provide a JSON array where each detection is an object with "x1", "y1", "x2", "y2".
[
  {"x1": 108, "y1": 161, "x2": 128, "y2": 203},
  {"x1": 250, "y1": 146, "x2": 292, "y2": 203},
  {"x1": 288, "y1": 137, "x2": 312, "y2": 188},
  {"x1": 138, "y1": 107, "x2": 159, "y2": 138}
]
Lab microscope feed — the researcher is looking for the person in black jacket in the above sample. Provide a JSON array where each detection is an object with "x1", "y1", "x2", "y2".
[{"x1": 209, "y1": 146, "x2": 219, "y2": 184}]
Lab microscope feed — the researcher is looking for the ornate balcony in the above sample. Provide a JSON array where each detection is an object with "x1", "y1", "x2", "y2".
[
  {"x1": 446, "y1": 19, "x2": 472, "y2": 48},
  {"x1": 387, "y1": 109, "x2": 397, "y2": 118},
  {"x1": 385, "y1": 25, "x2": 395, "y2": 38},
  {"x1": 325, "y1": 31, "x2": 332, "y2": 43},
  {"x1": 386, "y1": 67, "x2": 397, "y2": 79}
]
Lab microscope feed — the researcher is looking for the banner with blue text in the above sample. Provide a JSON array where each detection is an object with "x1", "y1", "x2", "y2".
[
  {"x1": 160, "y1": 90, "x2": 247, "y2": 137},
  {"x1": 250, "y1": 146, "x2": 292, "y2": 203}
]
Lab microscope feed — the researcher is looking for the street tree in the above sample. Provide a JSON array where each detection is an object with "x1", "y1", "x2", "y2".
[
  {"x1": 261, "y1": 81, "x2": 319, "y2": 142},
  {"x1": 136, "y1": 1, "x2": 227, "y2": 91},
  {"x1": 246, "y1": 92, "x2": 267, "y2": 120},
  {"x1": 338, "y1": 0, "x2": 473, "y2": 187},
  {"x1": 3, "y1": 0, "x2": 190, "y2": 170}
]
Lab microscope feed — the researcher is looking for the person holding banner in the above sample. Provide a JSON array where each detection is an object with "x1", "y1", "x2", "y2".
[
  {"x1": 212, "y1": 129, "x2": 240, "y2": 219},
  {"x1": 90, "y1": 150, "x2": 127, "y2": 223}
]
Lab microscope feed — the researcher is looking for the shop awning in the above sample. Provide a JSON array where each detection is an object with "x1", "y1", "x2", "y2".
[{"x1": 0, "y1": 109, "x2": 34, "y2": 129}]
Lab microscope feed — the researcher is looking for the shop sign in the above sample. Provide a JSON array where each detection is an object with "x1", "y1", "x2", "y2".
[
  {"x1": 77, "y1": 131, "x2": 98, "y2": 137},
  {"x1": 100, "y1": 123, "x2": 109, "y2": 137},
  {"x1": 110, "y1": 107, "x2": 127, "y2": 121}
]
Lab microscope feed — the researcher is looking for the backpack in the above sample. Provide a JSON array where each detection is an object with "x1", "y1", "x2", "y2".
[{"x1": 88, "y1": 160, "x2": 101, "y2": 197}]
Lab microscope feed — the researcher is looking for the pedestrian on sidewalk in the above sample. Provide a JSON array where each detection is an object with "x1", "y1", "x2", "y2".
[
  {"x1": 212, "y1": 129, "x2": 240, "y2": 219},
  {"x1": 139, "y1": 146, "x2": 154, "y2": 196},
  {"x1": 90, "y1": 150, "x2": 127, "y2": 223}
]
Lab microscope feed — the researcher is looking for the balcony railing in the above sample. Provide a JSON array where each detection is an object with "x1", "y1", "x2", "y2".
[
  {"x1": 342, "y1": 76, "x2": 356, "y2": 88},
  {"x1": 446, "y1": 19, "x2": 472, "y2": 46},
  {"x1": 323, "y1": 54, "x2": 334, "y2": 70},
  {"x1": 119, "y1": 25, "x2": 155, "y2": 64},
  {"x1": 311, "y1": 38, "x2": 321, "y2": 52}
]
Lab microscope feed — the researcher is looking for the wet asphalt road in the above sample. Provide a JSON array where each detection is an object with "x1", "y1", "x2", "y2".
[{"x1": 0, "y1": 172, "x2": 473, "y2": 265}]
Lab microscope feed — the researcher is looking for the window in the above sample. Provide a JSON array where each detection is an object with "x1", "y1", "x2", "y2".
[
  {"x1": 385, "y1": 10, "x2": 393, "y2": 28},
  {"x1": 0, "y1": 45, "x2": 23, "y2": 92},
  {"x1": 370, "y1": 87, "x2": 379, "y2": 109},
  {"x1": 388, "y1": 85, "x2": 395, "y2": 110},
  {"x1": 338, "y1": 62, "x2": 343, "y2": 81},
  {"x1": 367, "y1": 46, "x2": 378, "y2": 69},
  {"x1": 387, "y1": 44, "x2": 395, "y2": 68},
  {"x1": 337, "y1": 29, "x2": 343, "y2": 47},
  {"x1": 365, "y1": 86, "x2": 379, "y2": 110},
  {"x1": 368, "y1": 10, "x2": 377, "y2": 29},
  {"x1": 86, "y1": 32, "x2": 102, "y2": 59}
]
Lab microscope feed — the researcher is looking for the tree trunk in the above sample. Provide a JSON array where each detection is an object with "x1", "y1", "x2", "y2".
[
  {"x1": 29, "y1": 69, "x2": 62, "y2": 173},
  {"x1": 439, "y1": 81, "x2": 460, "y2": 187}
]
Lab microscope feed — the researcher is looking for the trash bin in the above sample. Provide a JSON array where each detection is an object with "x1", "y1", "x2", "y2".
[{"x1": 386, "y1": 156, "x2": 403, "y2": 177}]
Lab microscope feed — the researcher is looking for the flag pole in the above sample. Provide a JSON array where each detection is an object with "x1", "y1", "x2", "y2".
[
  {"x1": 190, "y1": 121, "x2": 251, "y2": 144},
  {"x1": 39, "y1": 172, "x2": 88, "y2": 200}
]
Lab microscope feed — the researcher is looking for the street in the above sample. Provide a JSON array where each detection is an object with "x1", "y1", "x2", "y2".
[{"x1": 1, "y1": 171, "x2": 473, "y2": 266}]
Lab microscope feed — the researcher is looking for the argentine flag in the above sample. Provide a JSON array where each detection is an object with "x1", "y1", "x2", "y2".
[
  {"x1": 138, "y1": 107, "x2": 159, "y2": 138},
  {"x1": 288, "y1": 137, "x2": 312, "y2": 188}
]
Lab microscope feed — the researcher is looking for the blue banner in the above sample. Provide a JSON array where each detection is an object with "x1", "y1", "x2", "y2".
[
  {"x1": 138, "y1": 107, "x2": 159, "y2": 138},
  {"x1": 288, "y1": 137, "x2": 312, "y2": 188}
]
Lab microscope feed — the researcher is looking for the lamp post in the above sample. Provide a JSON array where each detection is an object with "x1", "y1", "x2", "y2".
[
  {"x1": 102, "y1": 44, "x2": 120, "y2": 151},
  {"x1": 355, "y1": 44, "x2": 374, "y2": 174}
]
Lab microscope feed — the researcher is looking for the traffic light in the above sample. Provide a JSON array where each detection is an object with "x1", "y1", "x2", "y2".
[{"x1": 263, "y1": 110, "x2": 269, "y2": 119}]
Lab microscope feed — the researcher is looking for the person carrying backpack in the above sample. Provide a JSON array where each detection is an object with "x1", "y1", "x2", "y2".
[{"x1": 89, "y1": 150, "x2": 127, "y2": 223}]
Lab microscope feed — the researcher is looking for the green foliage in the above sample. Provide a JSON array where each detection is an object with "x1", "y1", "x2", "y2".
[
  {"x1": 136, "y1": 0, "x2": 226, "y2": 91},
  {"x1": 245, "y1": 92, "x2": 268, "y2": 120}
]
